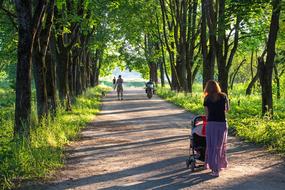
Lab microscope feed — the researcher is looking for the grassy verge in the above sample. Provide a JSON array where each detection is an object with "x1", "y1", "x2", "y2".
[
  {"x1": 0, "y1": 86, "x2": 109, "y2": 189},
  {"x1": 156, "y1": 85, "x2": 285, "y2": 154}
]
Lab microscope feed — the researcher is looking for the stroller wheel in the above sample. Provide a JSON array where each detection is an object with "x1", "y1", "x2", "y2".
[
  {"x1": 186, "y1": 159, "x2": 190, "y2": 169},
  {"x1": 191, "y1": 161, "x2": 195, "y2": 172}
]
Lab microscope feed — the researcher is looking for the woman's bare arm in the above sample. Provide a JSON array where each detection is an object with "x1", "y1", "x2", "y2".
[
  {"x1": 225, "y1": 97, "x2": 230, "y2": 112},
  {"x1": 204, "y1": 106, "x2": 209, "y2": 119}
]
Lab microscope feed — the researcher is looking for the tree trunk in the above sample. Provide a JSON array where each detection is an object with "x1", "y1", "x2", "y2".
[
  {"x1": 180, "y1": 0, "x2": 188, "y2": 92},
  {"x1": 90, "y1": 51, "x2": 98, "y2": 87},
  {"x1": 76, "y1": 57, "x2": 83, "y2": 95},
  {"x1": 159, "y1": 0, "x2": 180, "y2": 90},
  {"x1": 46, "y1": 48, "x2": 57, "y2": 117},
  {"x1": 33, "y1": 0, "x2": 54, "y2": 120},
  {"x1": 81, "y1": 48, "x2": 87, "y2": 92},
  {"x1": 159, "y1": 59, "x2": 165, "y2": 87},
  {"x1": 259, "y1": 57, "x2": 273, "y2": 116},
  {"x1": 273, "y1": 64, "x2": 280, "y2": 99},
  {"x1": 259, "y1": 0, "x2": 281, "y2": 117},
  {"x1": 68, "y1": 54, "x2": 75, "y2": 101},
  {"x1": 218, "y1": 67, "x2": 229, "y2": 94},
  {"x1": 201, "y1": 0, "x2": 215, "y2": 89},
  {"x1": 71, "y1": 53, "x2": 77, "y2": 96},
  {"x1": 155, "y1": 13, "x2": 166, "y2": 88},
  {"x1": 216, "y1": 0, "x2": 226, "y2": 93},
  {"x1": 86, "y1": 52, "x2": 91, "y2": 88},
  {"x1": 95, "y1": 50, "x2": 103, "y2": 86},
  {"x1": 33, "y1": 48, "x2": 48, "y2": 120},
  {"x1": 186, "y1": 0, "x2": 198, "y2": 93},
  {"x1": 57, "y1": 48, "x2": 71, "y2": 111},
  {"x1": 149, "y1": 62, "x2": 158, "y2": 83},
  {"x1": 14, "y1": 0, "x2": 33, "y2": 137},
  {"x1": 81, "y1": 65, "x2": 86, "y2": 92}
]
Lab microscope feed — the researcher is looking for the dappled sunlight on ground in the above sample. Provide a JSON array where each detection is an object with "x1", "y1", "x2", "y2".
[{"x1": 21, "y1": 89, "x2": 285, "y2": 190}]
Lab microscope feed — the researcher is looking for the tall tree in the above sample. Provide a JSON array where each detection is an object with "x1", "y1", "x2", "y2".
[
  {"x1": 33, "y1": 0, "x2": 55, "y2": 120},
  {"x1": 258, "y1": 0, "x2": 281, "y2": 116},
  {"x1": 201, "y1": 0, "x2": 215, "y2": 88},
  {"x1": 14, "y1": 0, "x2": 46, "y2": 137}
]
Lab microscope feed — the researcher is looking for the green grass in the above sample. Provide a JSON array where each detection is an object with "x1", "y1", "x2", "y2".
[
  {"x1": 156, "y1": 84, "x2": 285, "y2": 154},
  {"x1": 0, "y1": 86, "x2": 109, "y2": 189},
  {"x1": 100, "y1": 80, "x2": 146, "y2": 88}
]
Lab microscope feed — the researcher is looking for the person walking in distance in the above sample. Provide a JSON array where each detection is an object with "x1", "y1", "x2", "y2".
[
  {"x1": 112, "y1": 76, "x2": 116, "y2": 90},
  {"x1": 115, "y1": 75, "x2": 123, "y2": 100},
  {"x1": 203, "y1": 80, "x2": 230, "y2": 177}
]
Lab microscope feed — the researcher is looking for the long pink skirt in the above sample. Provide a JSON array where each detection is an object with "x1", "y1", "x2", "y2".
[{"x1": 205, "y1": 121, "x2": 228, "y2": 171}]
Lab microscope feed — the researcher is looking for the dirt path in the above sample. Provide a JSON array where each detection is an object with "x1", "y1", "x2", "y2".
[{"x1": 26, "y1": 89, "x2": 284, "y2": 190}]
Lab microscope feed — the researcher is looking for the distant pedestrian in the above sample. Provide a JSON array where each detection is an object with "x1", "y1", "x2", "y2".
[
  {"x1": 203, "y1": 80, "x2": 229, "y2": 177},
  {"x1": 115, "y1": 75, "x2": 123, "y2": 100},
  {"x1": 112, "y1": 77, "x2": 116, "y2": 89}
]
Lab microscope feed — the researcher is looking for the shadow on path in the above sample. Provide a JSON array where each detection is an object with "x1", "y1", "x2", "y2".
[
  {"x1": 22, "y1": 156, "x2": 216, "y2": 190},
  {"x1": 19, "y1": 89, "x2": 285, "y2": 190}
]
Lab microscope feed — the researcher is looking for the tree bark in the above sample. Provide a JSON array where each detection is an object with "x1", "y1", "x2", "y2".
[
  {"x1": 186, "y1": 0, "x2": 198, "y2": 93},
  {"x1": 33, "y1": 0, "x2": 54, "y2": 120},
  {"x1": 33, "y1": 47, "x2": 48, "y2": 120},
  {"x1": 90, "y1": 50, "x2": 99, "y2": 87},
  {"x1": 159, "y1": 0, "x2": 180, "y2": 90},
  {"x1": 201, "y1": 0, "x2": 215, "y2": 89},
  {"x1": 273, "y1": 64, "x2": 280, "y2": 99},
  {"x1": 14, "y1": 0, "x2": 46, "y2": 137},
  {"x1": 46, "y1": 47, "x2": 57, "y2": 117},
  {"x1": 56, "y1": 45, "x2": 72, "y2": 111},
  {"x1": 149, "y1": 62, "x2": 158, "y2": 83},
  {"x1": 159, "y1": 59, "x2": 165, "y2": 87},
  {"x1": 155, "y1": 13, "x2": 167, "y2": 88},
  {"x1": 76, "y1": 56, "x2": 83, "y2": 95},
  {"x1": 259, "y1": 0, "x2": 281, "y2": 117},
  {"x1": 14, "y1": 0, "x2": 33, "y2": 137}
]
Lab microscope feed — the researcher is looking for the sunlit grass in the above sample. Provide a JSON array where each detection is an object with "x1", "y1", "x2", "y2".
[{"x1": 0, "y1": 86, "x2": 109, "y2": 189}]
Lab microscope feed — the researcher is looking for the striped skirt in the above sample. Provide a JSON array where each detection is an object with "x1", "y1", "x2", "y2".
[{"x1": 205, "y1": 121, "x2": 228, "y2": 171}]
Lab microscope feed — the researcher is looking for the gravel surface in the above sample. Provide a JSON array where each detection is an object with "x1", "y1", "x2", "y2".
[{"x1": 22, "y1": 89, "x2": 285, "y2": 190}]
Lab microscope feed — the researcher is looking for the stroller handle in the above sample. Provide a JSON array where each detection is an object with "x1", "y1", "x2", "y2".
[
  {"x1": 191, "y1": 115, "x2": 207, "y2": 136},
  {"x1": 192, "y1": 115, "x2": 207, "y2": 126}
]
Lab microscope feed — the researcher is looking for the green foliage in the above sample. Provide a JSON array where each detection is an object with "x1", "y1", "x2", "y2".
[
  {"x1": 157, "y1": 87, "x2": 205, "y2": 115},
  {"x1": 156, "y1": 83, "x2": 285, "y2": 154},
  {"x1": 0, "y1": 10, "x2": 17, "y2": 87},
  {"x1": 0, "y1": 86, "x2": 109, "y2": 189},
  {"x1": 234, "y1": 118, "x2": 285, "y2": 152},
  {"x1": 104, "y1": 0, "x2": 160, "y2": 78}
]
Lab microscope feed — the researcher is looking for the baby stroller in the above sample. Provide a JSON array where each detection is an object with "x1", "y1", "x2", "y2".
[{"x1": 186, "y1": 115, "x2": 207, "y2": 172}]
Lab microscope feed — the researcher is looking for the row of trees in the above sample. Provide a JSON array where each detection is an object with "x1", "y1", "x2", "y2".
[
  {"x1": 0, "y1": 0, "x2": 112, "y2": 138},
  {"x1": 0, "y1": 0, "x2": 284, "y2": 139},
  {"x1": 111, "y1": 0, "x2": 284, "y2": 116}
]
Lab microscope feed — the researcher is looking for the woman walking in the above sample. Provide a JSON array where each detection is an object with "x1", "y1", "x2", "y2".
[
  {"x1": 115, "y1": 75, "x2": 124, "y2": 100},
  {"x1": 203, "y1": 80, "x2": 229, "y2": 177}
]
